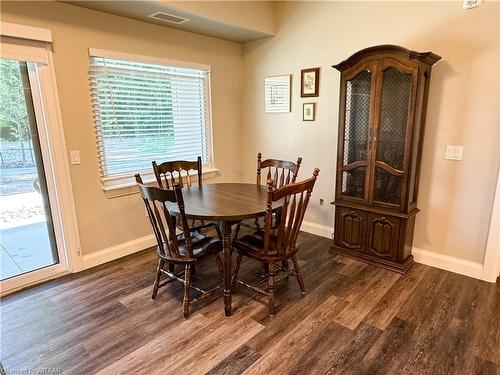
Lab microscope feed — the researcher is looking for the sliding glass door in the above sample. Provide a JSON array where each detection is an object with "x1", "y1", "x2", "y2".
[
  {"x1": 0, "y1": 59, "x2": 59, "y2": 280},
  {"x1": 0, "y1": 25, "x2": 81, "y2": 295}
]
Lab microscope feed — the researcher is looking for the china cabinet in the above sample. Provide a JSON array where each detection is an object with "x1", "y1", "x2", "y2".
[{"x1": 331, "y1": 45, "x2": 441, "y2": 273}]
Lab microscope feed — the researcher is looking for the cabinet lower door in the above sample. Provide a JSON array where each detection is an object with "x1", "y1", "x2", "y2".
[
  {"x1": 365, "y1": 214, "x2": 400, "y2": 260},
  {"x1": 335, "y1": 207, "x2": 367, "y2": 252}
]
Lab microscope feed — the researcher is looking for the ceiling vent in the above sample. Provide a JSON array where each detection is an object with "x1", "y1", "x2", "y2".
[{"x1": 149, "y1": 12, "x2": 190, "y2": 25}]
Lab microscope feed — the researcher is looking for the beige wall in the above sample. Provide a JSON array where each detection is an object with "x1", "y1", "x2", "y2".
[
  {"x1": 1, "y1": 1, "x2": 244, "y2": 255},
  {"x1": 2, "y1": 1, "x2": 498, "y2": 265},
  {"x1": 242, "y1": 1, "x2": 500, "y2": 263}
]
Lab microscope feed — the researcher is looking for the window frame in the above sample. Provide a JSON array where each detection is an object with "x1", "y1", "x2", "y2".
[{"x1": 87, "y1": 49, "x2": 216, "y2": 193}]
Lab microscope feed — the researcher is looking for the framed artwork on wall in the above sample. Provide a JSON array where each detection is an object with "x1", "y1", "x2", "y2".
[
  {"x1": 301, "y1": 67, "x2": 319, "y2": 97},
  {"x1": 303, "y1": 103, "x2": 316, "y2": 121},
  {"x1": 265, "y1": 75, "x2": 292, "y2": 113}
]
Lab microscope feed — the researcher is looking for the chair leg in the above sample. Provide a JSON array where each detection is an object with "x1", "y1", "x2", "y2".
[
  {"x1": 215, "y1": 253, "x2": 224, "y2": 278},
  {"x1": 261, "y1": 263, "x2": 269, "y2": 278},
  {"x1": 231, "y1": 253, "x2": 243, "y2": 292},
  {"x1": 152, "y1": 259, "x2": 165, "y2": 300},
  {"x1": 233, "y1": 223, "x2": 241, "y2": 243},
  {"x1": 291, "y1": 255, "x2": 305, "y2": 294},
  {"x1": 282, "y1": 260, "x2": 290, "y2": 280},
  {"x1": 268, "y1": 262, "x2": 275, "y2": 316},
  {"x1": 183, "y1": 264, "x2": 192, "y2": 318},
  {"x1": 254, "y1": 217, "x2": 261, "y2": 231}
]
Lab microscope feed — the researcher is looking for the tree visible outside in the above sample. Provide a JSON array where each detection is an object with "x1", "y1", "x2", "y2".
[
  {"x1": 91, "y1": 57, "x2": 178, "y2": 176},
  {"x1": 0, "y1": 59, "x2": 56, "y2": 280},
  {"x1": 0, "y1": 60, "x2": 38, "y2": 196}
]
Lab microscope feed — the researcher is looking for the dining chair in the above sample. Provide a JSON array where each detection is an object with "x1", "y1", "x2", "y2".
[
  {"x1": 136, "y1": 174, "x2": 224, "y2": 318},
  {"x1": 231, "y1": 168, "x2": 320, "y2": 316},
  {"x1": 234, "y1": 153, "x2": 303, "y2": 277},
  {"x1": 152, "y1": 157, "x2": 219, "y2": 278},
  {"x1": 256, "y1": 152, "x2": 303, "y2": 188},
  {"x1": 235, "y1": 153, "x2": 303, "y2": 236},
  {"x1": 152, "y1": 156, "x2": 203, "y2": 189}
]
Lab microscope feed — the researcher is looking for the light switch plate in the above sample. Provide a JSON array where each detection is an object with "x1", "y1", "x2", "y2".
[
  {"x1": 70, "y1": 150, "x2": 81, "y2": 165},
  {"x1": 445, "y1": 145, "x2": 464, "y2": 161}
]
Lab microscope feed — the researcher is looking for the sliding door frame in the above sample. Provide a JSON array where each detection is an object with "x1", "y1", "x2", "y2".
[{"x1": 1, "y1": 22, "x2": 83, "y2": 296}]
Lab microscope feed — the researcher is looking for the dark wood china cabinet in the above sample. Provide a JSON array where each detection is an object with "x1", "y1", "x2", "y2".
[{"x1": 331, "y1": 45, "x2": 441, "y2": 273}]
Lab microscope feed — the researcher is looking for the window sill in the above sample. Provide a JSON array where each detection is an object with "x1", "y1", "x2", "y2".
[{"x1": 102, "y1": 167, "x2": 219, "y2": 199}]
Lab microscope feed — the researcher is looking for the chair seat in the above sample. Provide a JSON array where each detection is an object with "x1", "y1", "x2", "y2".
[
  {"x1": 191, "y1": 221, "x2": 219, "y2": 234},
  {"x1": 172, "y1": 215, "x2": 218, "y2": 235},
  {"x1": 238, "y1": 212, "x2": 280, "y2": 232},
  {"x1": 160, "y1": 232, "x2": 221, "y2": 263},
  {"x1": 176, "y1": 222, "x2": 219, "y2": 242},
  {"x1": 233, "y1": 231, "x2": 289, "y2": 261}
]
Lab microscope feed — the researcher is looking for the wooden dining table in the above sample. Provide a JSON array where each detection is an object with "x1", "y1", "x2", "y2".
[{"x1": 168, "y1": 182, "x2": 278, "y2": 316}]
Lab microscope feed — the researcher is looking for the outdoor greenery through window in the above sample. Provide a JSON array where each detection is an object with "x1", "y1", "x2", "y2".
[{"x1": 89, "y1": 53, "x2": 211, "y2": 179}]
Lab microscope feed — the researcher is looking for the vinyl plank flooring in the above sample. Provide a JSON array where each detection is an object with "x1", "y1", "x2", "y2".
[
  {"x1": 242, "y1": 295, "x2": 348, "y2": 374},
  {"x1": 357, "y1": 317, "x2": 417, "y2": 374},
  {"x1": 333, "y1": 269, "x2": 400, "y2": 329},
  {"x1": 246, "y1": 268, "x2": 348, "y2": 353},
  {"x1": 1, "y1": 232, "x2": 498, "y2": 375},
  {"x1": 310, "y1": 323, "x2": 382, "y2": 375},
  {"x1": 399, "y1": 272, "x2": 475, "y2": 374},
  {"x1": 204, "y1": 345, "x2": 262, "y2": 375},
  {"x1": 286, "y1": 321, "x2": 355, "y2": 375},
  {"x1": 363, "y1": 263, "x2": 429, "y2": 330}
]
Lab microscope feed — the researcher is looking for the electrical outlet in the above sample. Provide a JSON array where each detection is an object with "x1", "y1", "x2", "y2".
[{"x1": 445, "y1": 145, "x2": 464, "y2": 161}]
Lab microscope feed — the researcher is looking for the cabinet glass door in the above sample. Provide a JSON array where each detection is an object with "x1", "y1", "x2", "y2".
[
  {"x1": 372, "y1": 66, "x2": 413, "y2": 206},
  {"x1": 340, "y1": 69, "x2": 372, "y2": 200}
]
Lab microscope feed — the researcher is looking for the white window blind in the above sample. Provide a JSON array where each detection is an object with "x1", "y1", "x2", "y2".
[{"x1": 89, "y1": 53, "x2": 211, "y2": 178}]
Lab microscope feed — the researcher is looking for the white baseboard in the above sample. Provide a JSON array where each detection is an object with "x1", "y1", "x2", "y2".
[
  {"x1": 81, "y1": 230, "x2": 496, "y2": 283},
  {"x1": 301, "y1": 221, "x2": 333, "y2": 239},
  {"x1": 82, "y1": 234, "x2": 156, "y2": 270},
  {"x1": 411, "y1": 246, "x2": 489, "y2": 281}
]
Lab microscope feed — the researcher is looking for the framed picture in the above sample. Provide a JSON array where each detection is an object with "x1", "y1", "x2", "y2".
[
  {"x1": 301, "y1": 67, "x2": 320, "y2": 97},
  {"x1": 265, "y1": 75, "x2": 292, "y2": 113},
  {"x1": 303, "y1": 103, "x2": 316, "y2": 121}
]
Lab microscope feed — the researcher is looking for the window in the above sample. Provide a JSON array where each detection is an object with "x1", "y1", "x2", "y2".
[{"x1": 88, "y1": 50, "x2": 212, "y2": 182}]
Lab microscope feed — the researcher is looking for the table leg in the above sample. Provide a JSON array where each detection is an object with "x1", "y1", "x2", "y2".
[{"x1": 221, "y1": 220, "x2": 232, "y2": 316}]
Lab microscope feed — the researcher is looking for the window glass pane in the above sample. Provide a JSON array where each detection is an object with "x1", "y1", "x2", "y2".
[
  {"x1": 377, "y1": 67, "x2": 412, "y2": 170},
  {"x1": 342, "y1": 167, "x2": 366, "y2": 199},
  {"x1": 374, "y1": 168, "x2": 401, "y2": 205},
  {"x1": 0, "y1": 59, "x2": 59, "y2": 280},
  {"x1": 89, "y1": 56, "x2": 210, "y2": 177},
  {"x1": 344, "y1": 70, "x2": 371, "y2": 165}
]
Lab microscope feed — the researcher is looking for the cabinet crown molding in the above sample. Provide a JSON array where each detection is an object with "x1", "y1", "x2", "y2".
[{"x1": 332, "y1": 44, "x2": 441, "y2": 71}]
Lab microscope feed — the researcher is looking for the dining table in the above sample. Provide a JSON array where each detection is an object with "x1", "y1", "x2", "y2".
[{"x1": 168, "y1": 182, "x2": 279, "y2": 316}]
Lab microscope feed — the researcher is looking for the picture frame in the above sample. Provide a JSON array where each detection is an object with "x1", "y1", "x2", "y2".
[
  {"x1": 303, "y1": 103, "x2": 316, "y2": 121},
  {"x1": 301, "y1": 67, "x2": 320, "y2": 97},
  {"x1": 265, "y1": 74, "x2": 292, "y2": 113}
]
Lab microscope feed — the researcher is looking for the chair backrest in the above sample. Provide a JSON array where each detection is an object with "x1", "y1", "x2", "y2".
[
  {"x1": 152, "y1": 156, "x2": 202, "y2": 189},
  {"x1": 135, "y1": 174, "x2": 194, "y2": 259},
  {"x1": 262, "y1": 168, "x2": 320, "y2": 257},
  {"x1": 256, "y1": 152, "x2": 303, "y2": 188}
]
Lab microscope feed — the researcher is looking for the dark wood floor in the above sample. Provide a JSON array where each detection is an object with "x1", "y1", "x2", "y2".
[{"x1": 1, "y1": 233, "x2": 499, "y2": 375}]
